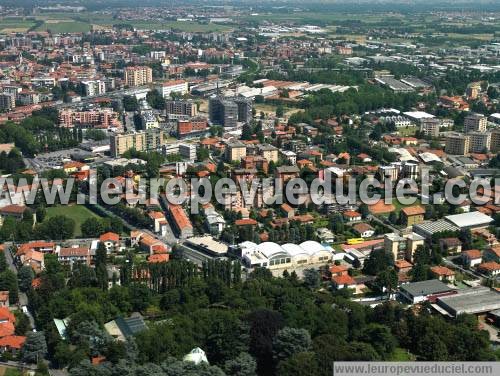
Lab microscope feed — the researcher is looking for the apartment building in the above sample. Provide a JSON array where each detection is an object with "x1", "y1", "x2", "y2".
[
  {"x1": 156, "y1": 80, "x2": 189, "y2": 98},
  {"x1": 110, "y1": 129, "x2": 165, "y2": 157},
  {"x1": 124, "y1": 66, "x2": 153, "y2": 87},
  {"x1": 209, "y1": 96, "x2": 253, "y2": 127},
  {"x1": 491, "y1": 129, "x2": 500, "y2": 153},
  {"x1": 177, "y1": 117, "x2": 208, "y2": 137},
  {"x1": 81, "y1": 80, "x2": 106, "y2": 97},
  {"x1": 384, "y1": 232, "x2": 425, "y2": 262},
  {"x1": 225, "y1": 142, "x2": 247, "y2": 162},
  {"x1": 445, "y1": 133, "x2": 470, "y2": 155},
  {"x1": 464, "y1": 113, "x2": 487, "y2": 133},
  {"x1": 58, "y1": 109, "x2": 120, "y2": 129},
  {"x1": 165, "y1": 100, "x2": 198, "y2": 117},
  {"x1": 257, "y1": 144, "x2": 279, "y2": 163},
  {"x1": 0, "y1": 93, "x2": 15, "y2": 111},
  {"x1": 419, "y1": 118, "x2": 440, "y2": 138},
  {"x1": 468, "y1": 131, "x2": 491, "y2": 153},
  {"x1": 140, "y1": 111, "x2": 159, "y2": 130}
]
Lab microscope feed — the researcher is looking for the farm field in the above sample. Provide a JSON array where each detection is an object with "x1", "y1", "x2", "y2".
[{"x1": 0, "y1": 18, "x2": 37, "y2": 32}]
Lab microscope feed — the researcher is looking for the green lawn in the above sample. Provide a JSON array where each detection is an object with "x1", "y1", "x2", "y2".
[
  {"x1": 389, "y1": 347, "x2": 415, "y2": 361},
  {"x1": 3, "y1": 368, "x2": 22, "y2": 376},
  {"x1": 45, "y1": 205, "x2": 102, "y2": 237},
  {"x1": 397, "y1": 126, "x2": 418, "y2": 137}
]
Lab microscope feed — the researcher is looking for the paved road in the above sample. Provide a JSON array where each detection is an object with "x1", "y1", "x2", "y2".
[
  {"x1": 368, "y1": 214, "x2": 400, "y2": 233},
  {"x1": 4, "y1": 243, "x2": 36, "y2": 329}
]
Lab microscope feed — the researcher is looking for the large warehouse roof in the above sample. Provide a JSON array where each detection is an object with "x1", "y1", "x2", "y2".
[
  {"x1": 444, "y1": 211, "x2": 493, "y2": 229},
  {"x1": 436, "y1": 287, "x2": 500, "y2": 316}
]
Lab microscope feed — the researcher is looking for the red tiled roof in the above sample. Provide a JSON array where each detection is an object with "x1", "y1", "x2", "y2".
[
  {"x1": 430, "y1": 266, "x2": 455, "y2": 276},
  {"x1": 462, "y1": 249, "x2": 482, "y2": 259},
  {"x1": 100, "y1": 232, "x2": 119, "y2": 243},
  {"x1": 235, "y1": 218, "x2": 258, "y2": 226},
  {"x1": 59, "y1": 247, "x2": 89, "y2": 257},
  {"x1": 0, "y1": 335, "x2": 26, "y2": 349},
  {"x1": 148, "y1": 254, "x2": 169, "y2": 263},
  {"x1": 332, "y1": 274, "x2": 356, "y2": 286},
  {"x1": 0, "y1": 204, "x2": 26, "y2": 214},
  {"x1": 330, "y1": 265, "x2": 348, "y2": 274},
  {"x1": 0, "y1": 307, "x2": 15, "y2": 323},
  {"x1": 477, "y1": 261, "x2": 500, "y2": 272},
  {"x1": 402, "y1": 205, "x2": 426, "y2": 216},
  {"x1": 0, "y1": 322, "x2": 15, "y2": 337},
  {"x1": 168, "y1": 204, "x2": 193, "y2": 230},
  {"x1": 343, "y1": 210, "x2": 361, "y2": 218}
]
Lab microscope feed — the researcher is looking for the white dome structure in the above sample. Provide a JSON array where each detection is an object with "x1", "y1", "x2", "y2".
[{"x1": 239, "y1": 240, "x2": 333, "y2": 269}]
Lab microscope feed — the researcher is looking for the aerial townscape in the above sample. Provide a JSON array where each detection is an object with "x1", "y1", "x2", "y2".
[{"x1": 1, "y1": 0, "x2": 500, "y2": 375}]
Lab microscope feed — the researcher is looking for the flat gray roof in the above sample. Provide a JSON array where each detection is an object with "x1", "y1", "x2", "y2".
[
  {"x1": 400, "y1": 279, "x2": 455, "y2": 298},
  {"x1": 437, "y1": 287, "x2": 500, "y2": 316},
  {"x1": 445, "y1": 211, "x2": 493, "y2": 229},
  {"x1": 413, "y1": 219, "x2": 459, "y2": 237}
]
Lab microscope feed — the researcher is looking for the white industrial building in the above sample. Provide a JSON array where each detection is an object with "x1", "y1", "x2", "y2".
[{"x1": 239, "y1": 240, "x2": 333, "y2": 269}]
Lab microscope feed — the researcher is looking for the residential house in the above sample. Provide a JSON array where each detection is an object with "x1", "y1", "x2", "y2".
[
  {"x1": 58, "y1": 246, "x2": 91, "y2": 266},
  {"x1": 439, "y1": 238, "x2": 462, "y2": 255},
  {"x1": 352, "y1": 223, "x2": 375, "y2": 238},
  {"x1": 148, "y1": 211, "x2": 169, "y2": 237},
  {"x1": 461, "y1": 249, "x2": 482, "y2": 268},
  {"x1": 99, "y1": 232, "x2": 121, "y2": 253},
  {"x1": 281, "y1": 203, "x2": 295, "y2": 219},
  {"x1": 477, "y1": 261, "x2": 500, "y2": 276},
  {"x1": 0, "y1": 307, "x2": 25, "y2": 355},
  {"x1": 330, "y1": 265, "x2": 357, "y2": 290},
  {"x1": 167, "y1": 204, "x2": 193, "y2": 239},
  {"x1": 401, "y1": 205, "x2": 426, "y2": 226},
  {"x1": 0, "y1": 204, "x2": 33, "y2": 225},
  {"x1": 430, "y1": 266, "x2": 456, "y2": 282},
  {"x1": 275, "y1": 166, "x2": 300, "y2": 182},
  {"x1": 394, "y1": 259, "x2": 413, "y2": 274},
  {"x1": 343, "y1": 210, "x2": 362, "y2": 222},
  {"x1": 484, "y1": 246, "x2": 500, "y2": 262}
]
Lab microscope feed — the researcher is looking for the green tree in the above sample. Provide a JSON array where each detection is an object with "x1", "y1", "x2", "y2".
[
  {"x1": 0, "y1": 269, "x2": 18, "y2": 304},
  {"x1": 81, "y1": 218, "x2": 104, "y2": 238},
  {"x1": 303, "y1": 269, "x2": 321, "y2": 290},
  {"x1": 95, "y1": 242, "x2": 108, "y2": 290},
  {"x1": 0, "y1": 250, "x2": 6, "y2": 272},
  {"x1": 276, "y1": 352, "x2": 320, "y2": 376},
  {"x1": 273, "y1": 327, "x2": 312, "y2": 363},
  {"x1": 224, "y1": 352, "x2": 257, "y2": 376},
  {"x1": 18, "y1": 265, "x2": 34, "y2": 292},
  {"x1": 35, "y1": 215, "x2": 75, "y2": 240},
  {"x1": 22, "y1": 331, "x2": 47, "y2": 363}
]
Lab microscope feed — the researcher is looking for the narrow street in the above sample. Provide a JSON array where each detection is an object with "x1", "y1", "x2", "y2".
[{"x1": 3, "y1": 242, "x2": 36, "y2": 329}]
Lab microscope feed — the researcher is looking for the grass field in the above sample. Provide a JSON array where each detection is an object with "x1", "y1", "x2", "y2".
[
  {"x1": 35, "y1": 20, "x2": 91, "y2": 33},
  {"x1": 45, "y1": 205, "x2": 102, "y2": 237},
  {"x1": 0, "y1": 367, "x2": 22, "y2": 376},
  {"x1": 397, "y1": 126, "x2": 418, "y2": 137}
]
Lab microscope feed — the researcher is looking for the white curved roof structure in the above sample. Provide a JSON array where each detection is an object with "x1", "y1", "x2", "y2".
[
  {"x1": 257, "y1": 242, "x2": 286, "y2": 258},
  {"x1": 299, "y1": 241, "x2": 327, "y2": 255},
  {"x1": 282, "y1": 243, "x2": 309, "y2": 257}
]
